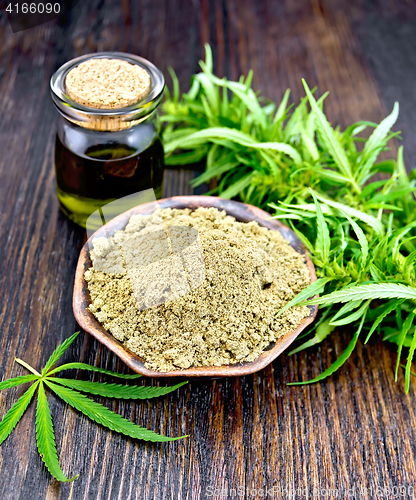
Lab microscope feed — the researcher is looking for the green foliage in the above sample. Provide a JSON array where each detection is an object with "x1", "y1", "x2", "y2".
[
  {"x1": 45, "y1": 382, "x2": 183, "y2": 443},
  {"x1": 46, "y1": 362, "x2": 143, "y2": 378},
  {"x1": 48, "y1": 378, "x2": 187, "y2": 400},
  {"x1": 36, "y1": 382, "x2": 78, "y2": 482},
  {"x1": 162, "y1": 44, "x2": 416, "y2": 390},
  {"x1": 0, "y1": 382, "x2": 38, "y2": 446},
  {"x1": 0, "y1": 332, "x2": 187, "y2": 482},
  {"x1": 288, "y1": 310, "x2": 368, "y2": 385},
  {"x1": 0, "y1": 374, "x2": 38, "y2": 391},
  {"x1": 41, "y1": 331, "x2": 80, "y2": 375}
]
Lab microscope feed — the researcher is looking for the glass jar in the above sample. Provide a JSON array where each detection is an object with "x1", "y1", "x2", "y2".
[{"x1": 50, "y1": 52, "x2": 165, "y2": 228}]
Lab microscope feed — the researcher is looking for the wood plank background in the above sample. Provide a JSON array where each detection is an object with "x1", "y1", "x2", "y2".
[{"x1": 1, "y1": 0, "x2": 416, "y2": 498}]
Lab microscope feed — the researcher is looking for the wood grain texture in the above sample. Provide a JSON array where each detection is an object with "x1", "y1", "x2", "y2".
[{"x1": 0, "y1": 0, "x2": 416, "y2": 498}]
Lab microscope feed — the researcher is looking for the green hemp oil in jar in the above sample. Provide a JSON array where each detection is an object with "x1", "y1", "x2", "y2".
[{"x1": 50, "y1": 53, "x2": 165, "y2": 227}]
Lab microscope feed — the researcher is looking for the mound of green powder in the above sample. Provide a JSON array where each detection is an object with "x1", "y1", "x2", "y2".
[{"x1": 84, "y1": 207, "x2": 311, "y2": 371}]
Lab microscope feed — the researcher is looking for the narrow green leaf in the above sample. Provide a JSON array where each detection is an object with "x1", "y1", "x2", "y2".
[
  {"x1": 200, "y1": 95, "x2": 215, "y2": 122},
  {"x1": 209, "y1": 76, "x2": 267, "y2": 128},
  {"x1": 0, "y1": 381, "x2": 38, "y2": 446},
  {"x1": 368, "y1": 187, "x2": 416, "y2": 206},
  {"x1": 397, "y1": 146, "x2": 409, "y2": 188},
  {"x1": 273, "y1": 89, "x2": 291, "y2": 125},
  {"x1": 359, "y1": 102, "x2": 399, "y2": 183},
  {"x1": 220, "y1": 172, "x2": 255, "y2": 199},
  {"x1": 310, "y1": 188, "x2": 330, "y2": 264},
  {"x1": 314, "y1": 168, "x2": 348, "y2": 184},
  {"x1": 164, "y1": 127, "x2": 302, "y2": 165},
  {"x1": 36, "y1": 382, "x2": 78, "y2": 482},
  {"x1": 329, "y1": 300, "x2": 371, "y2": 326},
  {"x1": 195, "y1": 73, "x2": 220, "y2": 115},
  {"x1": 272, "y1": 201, "x2": 329, "y2": 218},
  {"x1": 289, "y1": 310, "x2": 367, "y2": 385},
  {"x1": 287, "y1": 220, "x2": 315, "y2": 254},
  {"x1": 339, "y1": 223, "x2": 347, "y2": 252},
  {"x1": 206, "y1": 144, "x2": 219, "y2": 170},
  {"x1": 48, "y1": 378, "x2": 187, "y2": 400},
  {"x1": 306, "y1": 107, "x2": 316, "y2": 137},
  {"x1": 162, "y1": 127, "x2": 200, "y2": 142},
  {"x1": 396, "y1": 305, "x2": 403, "y2": 331},
  {"x1": 185, "y1": 78, "x2": 201, "y2": 101},
  {"x1": 314, "y1": 193, "x2": 383, "y2": 234},
  {"x1": 272, "y1": 214, "x2": 303, "y2": 221},
  {"x1": 364, "y1": 203, "x2": 403, "y2": 212},
  {"x1": 0, "y1": 374, "x2": 38, "y2": 391},
  {"x1": 46, "y1": 381, "x2": 185, "y2": 442},
  {"x1": 366, "y1": 299, "x2": 399, "y2": 320},
  {"x1": 302, "y1": 80, "x2": 360, "y2": 193},
  {"x1": 307, "y1": 283, "x2": 416, "y2": 306},
  {"x1": 406, "y1": 327, "x2": 416, "y2": 393},
  {"x1": 167, "y1": 67, "x2": 180, "y2": 103},
  {"x1": 345, "y1": 122, "x2": 371, "y2": 136},
  {"x1": 300, "y1": 122, "x2": 319, "y2": 161},
  {"x1": 42, "y1": 332, "x2": 80, "y2": 376},
  {"x1": 221, "y1": 80, "x2": 229, "y2": 116},
  {"x1": 191, "y1": 161, "x2": 239, "y2": 188},
  {"x1": 202, "y1": 43, "x2": 213, "y2": 73},
  {"x1": 46, "y1": 362, "x2": 143, "y2": 379},
  {"x1": 284, "y1": 97, "x2": 308, "y2": 141},
  {"x1": 369, "y1": 263, "x2": 385, "y2": 283},
  {"x1": 396, "y1": 310, "x2": 416, "y2": 382},
  {"x1": 330, "y1": 300, "x2": 363, "y2": 324},
  {"x1": 401, "y1": 364, "x2": 416, "y2": 378},
  {"x1": 276, "y1": 278, "x2": 332, "y2": 316},
  {"x1": 384, "y1": 329, "x2": 413, "y2": 346},
  {"x1": 391, "y1": 221, "x2": 416, "y2": 262},
  {"x1": 288, "y1": 319, "x2": 336, "y2": 355},
  {"x1": 165, "y1": 148, "x2": 208, "y2": 166},
  {"x1": 358, "y1": 179, "x2": 388, "y2": 200},
  {"x1": 404, "y1": 250, "x2": 416, "y2": 270},
  {"x1": 339, "y1": 210, "x2": 369, "y2": 266},
  {"x1": 365, "y1": 299, "x2": 405, "y2": 343},
  {"x1": 371, "y1": 159, "x2": 396, "y2": 174}
]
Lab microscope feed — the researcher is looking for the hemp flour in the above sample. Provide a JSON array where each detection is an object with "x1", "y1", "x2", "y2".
[{"x1": 84, "y1": 207, "x2": 311, "y2": 371}]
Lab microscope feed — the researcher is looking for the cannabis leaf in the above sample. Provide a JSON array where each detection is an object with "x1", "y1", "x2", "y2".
[
  {"x1": 306, "y1": 283, "x2": 416, "y2": 305},
  {"x1": 0, "y1": 332, "x2": 187, "y2": 482},
  {"x1": 36, "y1": 381, "x2": 77, "y2": 482}
]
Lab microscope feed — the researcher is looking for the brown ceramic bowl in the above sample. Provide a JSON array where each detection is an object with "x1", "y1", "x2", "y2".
[{"x1": 73, "y1": 196, "x2": 318, "y2": 378}]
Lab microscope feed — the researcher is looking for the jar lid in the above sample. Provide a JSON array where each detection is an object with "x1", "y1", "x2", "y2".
[{"x1": 50, "y1": 52, "x2": 165, "y2": 131}]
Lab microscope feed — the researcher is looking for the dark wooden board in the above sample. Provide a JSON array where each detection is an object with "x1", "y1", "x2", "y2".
[{"x1": 0, "y1": 0, "x2": 416, "y2": 498}]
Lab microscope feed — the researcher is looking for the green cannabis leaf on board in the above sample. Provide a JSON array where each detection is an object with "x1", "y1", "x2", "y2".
[
  {"x1": 162, "y1": 44, "x2": 416, "y2": 391},
  {"x1": 0, "y1": 332, "x2": 187, "y2": 482}
]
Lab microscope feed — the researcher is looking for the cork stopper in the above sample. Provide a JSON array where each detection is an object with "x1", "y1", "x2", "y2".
[{"x1": 66, "y1": 58, "x2": 151, "y2": 109}]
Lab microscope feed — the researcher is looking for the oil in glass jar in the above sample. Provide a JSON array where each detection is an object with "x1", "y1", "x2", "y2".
[{"x1": 50, "y1": 53, "x2": 165, "y2": 228}]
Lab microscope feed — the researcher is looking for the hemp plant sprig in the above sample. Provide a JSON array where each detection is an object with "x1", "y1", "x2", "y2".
[
  {"x1": 0, "y1": 332, "x2": 186, "y2": 482},
  {"x1": 162, "y1": 45, "x2": 416, "y2": 390}
]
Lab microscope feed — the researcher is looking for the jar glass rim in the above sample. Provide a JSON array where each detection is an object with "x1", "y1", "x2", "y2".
[{"x1": 50, "y1": 52, "x2": 165, "y2": 126}]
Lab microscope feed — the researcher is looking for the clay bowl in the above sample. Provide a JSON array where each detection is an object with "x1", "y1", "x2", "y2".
[{"x1": 73, "y1": 196, "x2": 318, "y2": 378}]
